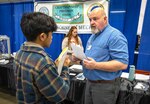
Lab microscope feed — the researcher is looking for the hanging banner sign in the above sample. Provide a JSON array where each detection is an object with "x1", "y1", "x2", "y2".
[{"x1": 34, "y1": 0, "x2": 109, "y2": 34}]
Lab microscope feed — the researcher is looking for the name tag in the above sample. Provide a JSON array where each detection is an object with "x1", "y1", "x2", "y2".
[{"x1": 87, "y1": 45, "x2": 92, "y2": 50}]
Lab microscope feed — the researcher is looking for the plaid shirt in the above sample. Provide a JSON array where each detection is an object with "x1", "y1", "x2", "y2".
[{"x1": 13, "y1": 42, "x2": 70, "y2": 104}]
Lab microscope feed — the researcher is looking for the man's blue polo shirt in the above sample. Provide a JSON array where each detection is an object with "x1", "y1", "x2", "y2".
[{"x1": 84, "y1": 24, "x2": 129, "y2": 80}]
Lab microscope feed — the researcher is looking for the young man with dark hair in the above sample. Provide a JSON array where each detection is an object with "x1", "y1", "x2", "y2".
[{"x1": 13, "y1": 12, "x2": 70, "y2": 104}]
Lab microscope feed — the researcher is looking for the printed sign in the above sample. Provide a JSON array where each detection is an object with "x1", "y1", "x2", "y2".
[
  {"x1": 34, "y1": 0, "x2": 109, "y2": 33},
  {"x1": 53, "y1": 3, "x2": 84, "y2": 24}
]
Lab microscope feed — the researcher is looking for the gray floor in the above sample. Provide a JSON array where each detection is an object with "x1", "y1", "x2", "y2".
[{"x1": 0, "y1": 91, "x2": 17, "y2": 104}]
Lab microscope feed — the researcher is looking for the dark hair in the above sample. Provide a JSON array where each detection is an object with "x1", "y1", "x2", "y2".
[{"x1": 20, "y1": 12, "x2": 57, "y2": 41}]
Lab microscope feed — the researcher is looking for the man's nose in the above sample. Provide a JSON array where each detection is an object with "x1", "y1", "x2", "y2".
[{"x1": 90, "y1": 19, "x2": 95, "y2": 25}]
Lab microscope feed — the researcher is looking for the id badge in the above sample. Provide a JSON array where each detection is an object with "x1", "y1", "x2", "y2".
[{"x1": 87, "y1": 45, "x2": 92, "y2": 50}]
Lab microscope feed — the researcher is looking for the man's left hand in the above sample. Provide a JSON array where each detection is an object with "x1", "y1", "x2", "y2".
[{"x1": 83, "y1": 57, "x2": 96, "y2": 69}]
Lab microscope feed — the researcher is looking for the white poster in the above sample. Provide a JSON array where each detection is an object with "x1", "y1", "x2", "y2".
[{"x1": 34, "y1": 0, "x2": 109, "y2": 34}]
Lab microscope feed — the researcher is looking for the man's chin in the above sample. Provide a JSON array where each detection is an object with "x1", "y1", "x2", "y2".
[{"x1": 91, "y1": 29, "x2": 99, "y2": 34}]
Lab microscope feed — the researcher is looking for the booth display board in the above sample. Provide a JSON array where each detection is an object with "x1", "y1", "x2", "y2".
[{"x1": 34, "y1": 0, "x2": 109, "y2": 34}]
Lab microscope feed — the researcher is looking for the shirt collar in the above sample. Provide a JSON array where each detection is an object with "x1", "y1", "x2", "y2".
[
  {"x1": 24, "y1": 41, "x2": 44, "y2": 50},
  {"x1": 96, "y1": 24, "x2": 108, "y2": 35}
]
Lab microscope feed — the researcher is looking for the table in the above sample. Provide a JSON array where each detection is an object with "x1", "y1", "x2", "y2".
[
  {"x1": 65, "y1": 77, "x2": 150, "y2": 104},
  {"x1": 0, "y1": 61, "x2": 150, "y2": 104},
  {"x1": 117, "y1": 78, "x2": 150, "y2": 104},
  {"x1": 0, "y1": 59, "x2": 15, "y2": 95}
]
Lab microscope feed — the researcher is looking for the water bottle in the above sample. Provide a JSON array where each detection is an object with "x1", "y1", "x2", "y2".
[{"x1": 128, "y1": 65, "x2": 135, "y2": 81}]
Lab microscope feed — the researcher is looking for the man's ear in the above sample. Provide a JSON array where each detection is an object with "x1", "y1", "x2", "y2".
[
  {"x1": 104, "y1": 16, "x2": 107, "y2": 21},
  {"x1": 39, "y1": 33, "x2": 46, "y2": 41}
]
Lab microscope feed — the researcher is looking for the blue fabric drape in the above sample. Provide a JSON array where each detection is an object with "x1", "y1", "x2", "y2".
[
  {"x1": 13, "y1": 2, "x2": 34, "y2": 52},
  {"x1": 137, "y1": 0, "x2": 150, "y2": 71},
  {"x1": 109, "y1": 0, "x2": 126, "y2": 33},
  {"x1": 123, "y1": 0, "x2": 141, "y2": 67},
  {"x1": 0, "y1": 2, "x2": 33, "y2": 53},
  {"x1": 0, "y1": 4, "x2": 14, "y2": 53}
]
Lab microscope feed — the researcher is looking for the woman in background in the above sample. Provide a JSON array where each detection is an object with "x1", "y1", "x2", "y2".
[{"x1": 62, "y1": 26, "x2": 83, "y2": 51}]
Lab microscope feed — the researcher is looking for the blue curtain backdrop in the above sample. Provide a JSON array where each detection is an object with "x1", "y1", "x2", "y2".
[
  {"x1": 0, "y1": 4, "x2": 14, "y2": 53},
  {"x1": 137, "y1": 0, "x2": 150, "y2": 71},
  {"x1": 123, "y1": 0, "x2": 141, "y2": 67},
  {"x1": 1, "y1": 0, "x2": 149, "y2": 71},
  {"x1": 0, "y1": 2, "x2": 33, "y2": 53}
]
